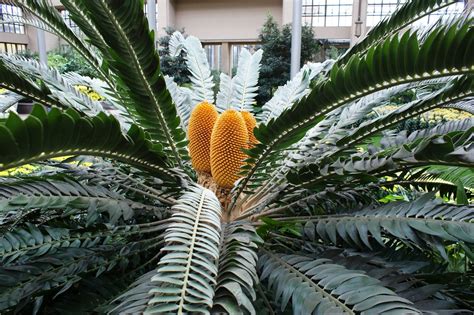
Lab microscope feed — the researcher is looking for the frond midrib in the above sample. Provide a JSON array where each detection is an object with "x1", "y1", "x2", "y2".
[
  {"x1": 95, "y1": 1, "x2": 183, "y2": 168},
  {"x1": 231, "y1": 67, "x2": 474, "y2": 210},
  {"x1": 0, "y1": 149, "x2": 172, "y2": 177},
  {"x1": 177, "y1": 190, "x2": 207, "y2": 314},
  {"x1": 262, "y1": 249, "x2": 356, "y2": 314}
]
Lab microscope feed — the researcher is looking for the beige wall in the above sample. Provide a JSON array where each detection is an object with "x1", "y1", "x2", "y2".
[
  {"x1": 173, "y1": 0, "x2": 282, "y2": 42},
  {"x1": 26, "y1": 27, "x2": 61, "y2": 52},
  {"x1": 313, "y1": 26, "x2": 351, "y2": 40},
  {"x1": 157, "y1": 0, "x2": 176, "y2": 37}
]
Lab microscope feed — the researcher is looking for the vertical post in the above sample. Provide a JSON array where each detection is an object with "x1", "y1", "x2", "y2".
[
  {"x1": 466, "y1": 0, "x2": 473, "y2": 10},
  {"x1": 37, "y1": 28, "x2": 47, "y2": 65},
  {"x1": 350, "y1": 0, "x2": 367, "y2": 47},
  {"x1": 290, "y1": 0, "x2": 302, "y2": 78},
  {"x1": 221, "y1": 42, "x2": 231, "y2": 75},
  {"x1": 147, "y1": 0, "x2": 157, "y2": 45}
]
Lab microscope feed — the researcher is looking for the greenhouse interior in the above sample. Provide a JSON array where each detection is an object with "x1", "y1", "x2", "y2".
[{"x1": 0, "y1": 0, "x2": 473, "y2": 314}]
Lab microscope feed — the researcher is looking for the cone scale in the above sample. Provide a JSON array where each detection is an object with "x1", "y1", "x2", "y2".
[
  {"x1": 210, "y1": 109, "x2": 249, "y2": 189},
  {"x1": 188, "y1": 101, "x2": 218, "y2": 173}
]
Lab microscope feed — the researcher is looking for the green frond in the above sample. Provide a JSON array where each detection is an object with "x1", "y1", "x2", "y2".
[
  {"x1": 0, "y1": 54, "x2": 105, "y2": 115},
  {"x1": 302, "y1": 194, "x2": 473, "y2": 256},
  {"x1": 387, "y1": 166, "x2": 474, "y2": 204},
  {"x1": 0, "y1": 57, "x2": 63, "y2": 108},
  {"x1": 231, "y1": 17, "x2": 474, "y2": 207},
  {"x1": 60, "y1": 0, "x2": 110, "y2": 55},
  {"x1": 258, "y1": 251, "x2": 421, "y2": 314},
  {"x1": 335, "y1": 76, "x2": 474, "y2": 148},
  {"x1": 0, "y1": 177, "x2": 168, "y2": 227},
  {"x1": 56, "y1": 160, "x2": 179, "y2": 205},
  {"x1": 288, "y1": 127, "x2": 473, "y2": 189},
  {"x1": 213, "y1": 221, "x2": 262, "y2": 315},
  {"x1": 0, "y1": 106, "x2": 179, "y2": 182},
  {"x1": 43, "y1": 274, "x2": 136, "y2": 314},
  {"x1": 108, "y1": 269, "x2": 157, "y2": 314},
  {"x1": 247, "y1": 185, "x2": 379, "y2": 220},
  {"x1": 71, "y1": 0, "x2": 188, "y2": 168},
  {"x1": 112, "y1": 186, "x2": 221, "y2": 314},
  {"x1": 378, "y1": 116, "x2": 474, "y2": 151},
  {"x1": 0, "y1": 222, "x2": 155, "y2": 266}
]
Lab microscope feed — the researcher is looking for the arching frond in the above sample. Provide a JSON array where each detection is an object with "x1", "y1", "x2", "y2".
[
  {"x1": 0, "y1": 106, "x2": 177, "y2": 182},
  {"x1": 11, "y1": 0, "x2": 102, "y2": 71},
  {"x1": 257, "y1": 62, "x2": 329, "y2": 124},
  {"x1": 213, "y1": 222, "x2": 262, "y2": 315},
  {"x1": 258, "y1": 251, "x2": 421, "y2": 314},
  {"x1": 0, "y1": 56, "x2": 63, "y2": 109},
  {"x1": 0, "y1": 54, "x2": 104, "y2": 115},
  {"x1": 0, "y1": 225, "x2": 164, "y2": 312},
  {"x1": 113, "y1": 186, "x2": 221, "y2": 314},
  {"x1": 340, "y1": 0, "x2": 463, "y2": 64},
  {"x1": 231, "y1": 18, "x2": 474, "y2": 208},
  {"x1": 444, "y1": 98, "x2": 474, "y2": 114},
  {"x1": 335, "y1": 77, "x2": 474, "y2": 148},
  {"x1": 169, "y1": 31, "x2": 214, "y2": 105},
  {"x1": 230, "y1": 49, "x2": 263, "y2": 112},
  {"x1": 0, "y1": 177, "x2": 167, "y2": 227},
  {"x1": 75, "y1": 1, "x2": 188, "y2": 168},
  {"x1": 165, "y1": 75, "x2": 193, "y2": 130},
  {"x1": 302, "y1": 194, "x2": 473, "y2": 256},
  {"x1": 379, "y1": 117, "x2": 474, "y2": 151},
  {"x1": 288, "y1": 128, "x2": 474, "y2": 189}
]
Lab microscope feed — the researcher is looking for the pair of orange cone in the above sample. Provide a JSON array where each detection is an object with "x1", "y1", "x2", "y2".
[{"x1": 188, "y1": 102, "x2": 257, "y2": 189}]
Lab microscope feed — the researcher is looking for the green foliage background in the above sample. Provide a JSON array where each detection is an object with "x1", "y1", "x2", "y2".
[{"x1": 257, "y1": 15, "x2": 321, "y2": 105}]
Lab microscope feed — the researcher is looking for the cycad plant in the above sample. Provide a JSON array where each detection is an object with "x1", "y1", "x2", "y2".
[{"x1": 0, "y1": 0, "x2": 473, "y2": 313}]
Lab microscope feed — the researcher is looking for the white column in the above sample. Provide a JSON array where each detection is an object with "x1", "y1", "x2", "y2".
[
  {"x1": 36, "y1": 28, "x2": 47, "y2": 65},
  {"x1": 147, "y1": 0, "x2": 157, "y2": 45},
  {"x1": 221, "y1": 42, "x2": 231, "y2": 75},
  {"x1": 350, "y1": 0, "x2": 368, "y2": 46},
  {"x1": 290, "y1": 0, "x2": 302, "y2": 78},
  {"x1": 466, "y1": 0, "x2": 473, "y2": 10}
]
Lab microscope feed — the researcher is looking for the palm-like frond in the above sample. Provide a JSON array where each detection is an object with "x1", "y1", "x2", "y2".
[
  {"x1": 0, "y1": 57, "x2": 63, "y2": 109},
  {"x1": 229, "y1": 49, "x2": 263, "y2": 112},
  {"x1": 213, "y1": 222, "x2": 262, "y2": 314},
  {"x1": 0, "y1": 106, "x2": 177, "y2": 181},
  {"x1": 1, "y1": 0, "x2": 473, "y2": 312},
  {"x1": 231, "y1": 18, "x2": 474, "y2": 208},
  {"x1": 339, "y1": 0, "x2": 463, "y2": 64},
  {"x1": 258, "y1": 251, "x2": 420, "y2": 314},
  {"x1": 0, "y1": 177, "x2": 166, "y2": 228},
  {"x1": 165, "y1": 75, "x2": 193, "y2": 130},
  {"x1": 1, "y1": 54, "x2": 104, "y2": 115},
  {"x1": 257, "y1": 62, "x2": 329, "y2": 124},
  {"x1": 216, "y1": 48, "x2": 263, "y2": 113},
  {"x1": 11, "y1": 0, "x2": 102, "y2": 70},
  {"x1": 169, "y1": 31, "x2": 215, "y2": 105},
  {"x1": 302, "y1": 194, "x2": 473, "y2": 257},
  {"x1": 378, "y1": 117, "x2": 474, "y2": 151},
  {"x1": 216, "y1": 72, "x2": 234, "y2": 112},
  {"x1": 288, "y1": 128, "x2": 473, "y2": 190},
  {"x1": 72, "y1": 1, "x2": 188, "y2": 167},
  {"x1": 113, "y1": 186, "x2": 221, "y2": 314}
]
